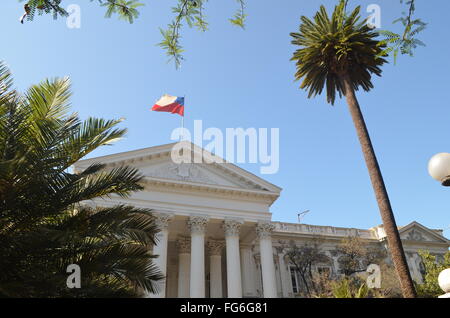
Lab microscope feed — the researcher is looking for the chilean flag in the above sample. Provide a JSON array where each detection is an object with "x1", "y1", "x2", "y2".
[{"x1": 152, "y1": 94, "x2": 184, "y2": 117}]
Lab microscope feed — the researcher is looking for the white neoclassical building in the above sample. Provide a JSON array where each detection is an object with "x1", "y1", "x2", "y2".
[{"x1": 74, "y1": 142, "x2": 450, "y2": 298}]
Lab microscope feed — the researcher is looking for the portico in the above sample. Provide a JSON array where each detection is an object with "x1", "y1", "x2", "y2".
[
  {"x1": 152, "y1": 215, "x2": 278, "y2": 298},
  {"x1": 74, "y1": 142, "x2": 282, "y2": 298}
]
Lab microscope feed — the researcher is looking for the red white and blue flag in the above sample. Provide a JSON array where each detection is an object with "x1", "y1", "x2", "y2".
[{"x1": 152, "y1": 94, "x2": 185, "y2": 117}]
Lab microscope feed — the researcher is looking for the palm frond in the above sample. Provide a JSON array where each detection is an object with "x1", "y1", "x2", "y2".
[
  {"x1": 59, "y1": 117, "x2": 126, "y2": 167},
  {"x1": 0, "y1": 64, "x2": 162, "y2": 297},
  {"x1": 290, "y1": 3, "x2": 387, "y2": 104}
]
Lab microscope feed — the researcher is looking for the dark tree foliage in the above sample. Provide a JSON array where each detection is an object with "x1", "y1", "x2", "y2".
[
  {"x1": 283, "y1": 240, "x2": 329, "y2": 296},
  {"x1": 0, "y1": 61, "x2": 163, "y2": 297},
  {"x1": 336, "y1": 236, "x2": 386, "y2": 276}
]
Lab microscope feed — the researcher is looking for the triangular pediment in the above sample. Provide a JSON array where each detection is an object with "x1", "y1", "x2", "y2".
[
  {"x1": 138, "y1": 160, "x2": 263, "y2": 190},
  {"x1": 399, "y1": 222, "x2": 449, "y2": 244},
  {"x1": 74, "y1": 142, "x2": 282, "y2": 194}
]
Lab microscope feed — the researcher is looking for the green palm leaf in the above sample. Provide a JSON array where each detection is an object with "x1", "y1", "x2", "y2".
[
  {"x1": 0, "y1": 61, "x2": 163, "y2": 297},
  {"x1": 290, "y1": 2, "x2": 387, "y2": 105}
]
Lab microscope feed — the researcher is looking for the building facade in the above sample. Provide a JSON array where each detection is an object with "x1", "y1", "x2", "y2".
[{"x1": 74, "y1": 142, "x2": 450, "y2": 298}]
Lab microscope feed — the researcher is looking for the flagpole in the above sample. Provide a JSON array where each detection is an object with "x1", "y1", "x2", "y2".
[
  {"x1": 181, "y1": 116, "x2": 184, "y2": 141},
  {"x1": 180, "y1": 95, "x2": 185, "y2": 142}
]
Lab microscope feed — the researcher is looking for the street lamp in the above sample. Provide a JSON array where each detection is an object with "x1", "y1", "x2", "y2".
[
  {"x1": 438, "y1": 268, "x2": 450, "y2": 298},
  {"x1": 428, "y1": 153, "x2": 450, "y2": 186},
  {"x1": 428, "y1": 154, "x2": 450, "y2": 298}
]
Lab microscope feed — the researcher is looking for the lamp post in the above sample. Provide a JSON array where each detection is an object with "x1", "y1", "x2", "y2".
[
  {"x1": 428, "y1": 153, "x2": 450, "y2": 298},
  {"x1": 438, "y1": 269, "x2": 450, "y2": 298},
  {"x1": 428, "y1": 153, "x2": 450, "y2": 186}
]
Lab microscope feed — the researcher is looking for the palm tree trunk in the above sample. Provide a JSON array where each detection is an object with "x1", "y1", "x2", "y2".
[{"x1": 342, "y1": 74, "x2": 416, "y2": 298}]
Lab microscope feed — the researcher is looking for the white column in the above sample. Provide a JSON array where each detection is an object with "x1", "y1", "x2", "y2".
[
  {"x1": 151, "y1": 213, "x2": 173, "y2": 298},
  {"x1": 254, "y1": 254, "x2": 263, "y2": 297},
  {"x1": 240, "y1": 244, "x2": 257, "y2": 297},
  {"x1": 275, "y1": 246, "x2": 290, "y2": 298},
  {"x1": 176, "y1": 237, "x2": 191, "y2": 298},
  {"x1": 256, "y1": 222, "x2": 277, "y2": 298},
  {"x1": 223, "y1": 219, "x2": 243, "y2": 298},
  {"x1": 188, "y1": 215, "x2": 208, "y2": 298},
  {"x1": 207, "y1": 240, "x2": 224, "y2": 298},
  {"x1": 274, "y1": 255, "x2": 282, "y2": 297}
]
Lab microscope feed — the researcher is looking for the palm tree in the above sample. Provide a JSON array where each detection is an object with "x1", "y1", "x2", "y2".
[
  {"x1": 290, "y1": 2, "x2": 416, "y2": 297},
  {"x1": 0, "y1": 61, "x2": 163, "y2": 297}
]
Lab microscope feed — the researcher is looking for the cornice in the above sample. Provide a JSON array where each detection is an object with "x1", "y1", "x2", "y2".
[
  {"x1": 85, "y1": 197, "x2": 272, "y2": 222},
  {"x1": 272, "y1": 231, "x2": 379, "y2": 243},
  {"x1": 400, "y1": 240, "x2": 450, "y2": 248},
  {"x1": 142, "y1": 176, "x2": 279, "y2": 204},
  {"x1": 75, "y1": 142, "x2": 175, "y2": 166}
]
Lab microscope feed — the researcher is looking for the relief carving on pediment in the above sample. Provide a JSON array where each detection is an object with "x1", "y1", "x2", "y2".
[
  {"x1": 143, "y1": 161, "x2": 263, "y2": 190},
  {"x1": 404, "y1": 229, "x2": 429, "y2": 242},
  {"x1": 145, "y1": 162, "x2": 220, "y2": 185}
]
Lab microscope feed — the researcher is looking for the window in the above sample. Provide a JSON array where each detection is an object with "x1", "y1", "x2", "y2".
[
  {"x1": 290, "y1": 267, "x2": 301, "y2": 294},
  {"x1": 289, "y1": 266, "x2": 332, "y2": 294}
]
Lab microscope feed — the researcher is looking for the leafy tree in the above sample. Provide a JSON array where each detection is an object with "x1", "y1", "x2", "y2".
[
  {"x1": 334, "y1": 236, "x2": 402, "y2": 297},
  {"x1": 0, "y1": 61, "x2": 163, "y2": 297},
  {"x1": 337, "y1": 236, "x2": 386, "y2": 276},
  {"x1": 378, "y1": 0, "x2": 427, "y2": 63},
  {"x1": 290, "y1": 1, "x2": 416, "y2": 297},
  {"x1": 17, "y1": 0, "x2": 246, "y2": 68},
  {"x1": 15, "y1": 0, "x2": 425, "y2": 67},
  {"x1": 340, "y1": 0, "x2": 427, "y2": 63},
  {"x1": 283, "y1": 240, "x2": 329, "y2": 296},
  {"x1": 416, "y1": 250, "x2": 450, "y2": 298}
]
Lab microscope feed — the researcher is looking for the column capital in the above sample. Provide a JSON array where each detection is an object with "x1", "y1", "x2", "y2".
[
  {"x1": 240, "y1": 243, "x2": 253, "y2": 250},
  {"x1": 154, "y1": 213, "x2": 174, "y2": 230},
  {"x1": 188, "y1": 215, "x2": 208, "y2": 234},
  {"x1": 256, "y1": 222, "x2": 275, "y2": 239},
  {"x1": 253, "y1": 253, "x2": 261, "y2": 265},
  {"x1": 176, "y1": 236, "x2": 191, "y2": 254},
  {"x1": 223, "y1": 219, "x2": 243, "y2": 237},
  {"x1": 207, "y1": 240, "x2": 224, "y2": 256}
]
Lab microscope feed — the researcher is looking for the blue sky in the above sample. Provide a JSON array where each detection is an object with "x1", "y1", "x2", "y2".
[{"x1": 2, "y1": 0, "x2": 449, "y2": 238}]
